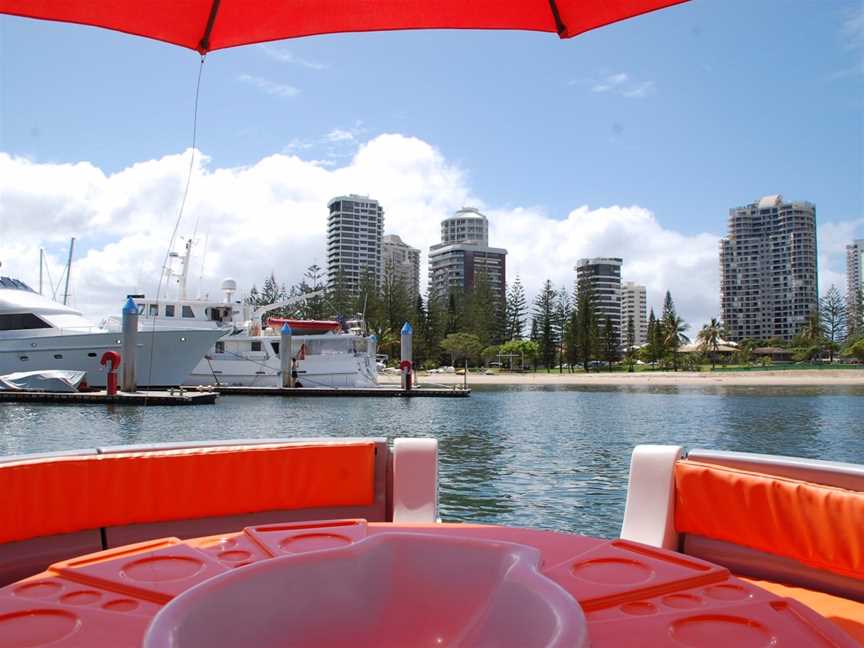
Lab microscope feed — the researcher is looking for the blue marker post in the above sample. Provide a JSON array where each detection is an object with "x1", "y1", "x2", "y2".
[
  {"x1": 368, "y1": 334, "x2": 378, "y2": 364},
  {"x1": 121, "y1": 297, "x2": 139, "y2": 392},
  {"x1": 400, "y1": 322, "x2": 413, "y2": 391}
]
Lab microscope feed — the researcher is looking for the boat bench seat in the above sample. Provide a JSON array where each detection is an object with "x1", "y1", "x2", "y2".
[
  {"x1": 0, "y1": 437, "x2": 437, "y2": 586},
  {"x1": 621, "y1": 445, "x2": 864, "y2": 644}
]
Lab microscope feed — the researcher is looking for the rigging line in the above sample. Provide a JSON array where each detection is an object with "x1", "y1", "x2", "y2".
[{"x1": 145, "y1": 55, "x2": 207, "y2": 385}]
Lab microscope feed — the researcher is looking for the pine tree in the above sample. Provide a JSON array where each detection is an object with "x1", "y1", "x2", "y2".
[
  {"x1": 662, "y1": 291, "x2": 675, "y2": 321},
  {"x1": 295, "y1": 264, "x2": 327, "y2": 319},
  {"x1": 412, "y1": 294, "x2": 429, "y2": 365},
  {"x1": 327, "y1": 268, "x2": 353, "y2": 319},
  {"x1": 659, "y1": 293, "x2": 689, "y2": 371},
  {"x1": 261, "y1": 272, "x2": 283, "y2": 306},
  {"x1": 532, "y1": 280, "x2": 558, "y2": 370},
  {"x1": 553, "y1": 287, "x2": 572, "y2": 372},
  {"x1": 601, "y1": 317, "x2": 619, "y2": 370},
  {"x1": 356, "y1": 270, "x2": 385, "y2": 344},
  {"x1": 465, "y1": 270, "x2": 498, "y2": 347},
  {"x1": 245, "y1": 285, "x2": 261, "y2": 307},
  {"x1": 445, "y1": 289, "x2": 465, "y2": 336},
  {"x1": 572, "y1": 280, "x2": 598, "y2": 372},
  {"x1": 425, "y1": 293, "x2": 446, "y2": 366},
  {"x1": 381, "y1": 260, "x2": 412, "y2": 334},
  {"x1": 504, "y1": 277, "x2": 528, "y2": 340},
  {"x1": 645, "y1": 308, "x2": 659, "y2": 367},
  {"x1": 626, "y1": 315, "x2": 636, "y2": 349},
  {"x1": 820, "y1": 285, "x2": 848, "y2": 362}
]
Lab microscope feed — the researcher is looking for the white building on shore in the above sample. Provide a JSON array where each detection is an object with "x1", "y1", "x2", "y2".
[
  {"x1": 621, "y1": 281, "x2": 647, "y2": 346},
  {"x1": 847, "y1": 240, "x2": 863, "y2": 335},
  {"x1": 382, "y1": 234, "x2": 421, "y2": 302},
  {"x1": 326, "y1": 195, "x2": 384, "y2": 297}
]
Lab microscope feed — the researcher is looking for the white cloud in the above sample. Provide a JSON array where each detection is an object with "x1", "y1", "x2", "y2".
[
  {"x1": 1, "y1": 136, "x2": 859, "y2": 332},
  {"x1": 589, "y1": 72, "x2": 656, "y2": 98},
  {"x1": 489, "y1": 205, "x2": 720, "y2": 326},
  {"x1": 621, "y1": 81, "x2": 656, "y2": 98},
  {"x1": 237, "y1": 74, "x2": 300, "y2": 98},
  {"x1": 259, "y1": 44, "x2": 328, "y2": 70},
  {"x1": 841, "y1": 6, "x2": 863, "y2": 51},
  {"x1": 818, "y1": 218, "x2": 864, "y2": 293},
  {"x1": 830, "y1": 7, "x2": 864, "y2": 80},
  {"x1": 591, "y1": 72, "x2": 630, "y2": 93},
  {"x1": 325, "y1": 129, "x2": 356, "y2": 143},
  {"x1": 285, "y1": 124, "x2": 367, "y2": 160}
]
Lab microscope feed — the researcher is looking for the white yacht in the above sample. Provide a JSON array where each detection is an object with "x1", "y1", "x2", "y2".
[
  {"x1": 0, "y1": 276, "x2": 224, "y2": 388},
  {"x1": 103, "y1": 241, "x2": 379, "y2": 388}
]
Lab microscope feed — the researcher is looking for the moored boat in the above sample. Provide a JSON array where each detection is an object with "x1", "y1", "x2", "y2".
[
  {"x1": 100, "y1": 241, "x2": 378, "y2": 387},
  {"x1": 0, "y1": 276, "x2": 224, "y2": 388}
]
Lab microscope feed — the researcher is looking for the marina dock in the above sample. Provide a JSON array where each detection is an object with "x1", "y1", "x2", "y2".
[
  {"x1": 0, "y1": 389, "x2": 218, "y2": 406},
  {"x1": 200, "y1": 385, "x2": 471, "y2": 398}
]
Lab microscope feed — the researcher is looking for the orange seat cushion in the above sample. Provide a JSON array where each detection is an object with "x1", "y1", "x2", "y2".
[
  {"x1": 0, "y1": 442, "x2": 376, "y2": 544},
  {"x1": 742, "y1": 578, "x2": 864, "y2": 644},
  {"x1": 674, "y1": 461, "x2": 864, "y2": 581}
]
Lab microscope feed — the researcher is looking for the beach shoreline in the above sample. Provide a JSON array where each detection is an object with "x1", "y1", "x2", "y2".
[{"x1": 377, "y1": 369, "x2": 864, "y2": 387}]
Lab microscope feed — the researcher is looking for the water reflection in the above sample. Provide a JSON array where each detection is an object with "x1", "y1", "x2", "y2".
[{"x1": 1, "y1": 384, "x2": 862, "y2": 538}]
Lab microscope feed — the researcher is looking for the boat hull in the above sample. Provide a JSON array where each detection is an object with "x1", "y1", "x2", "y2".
[
  {"x1": 0, "y1": 329, "x2": 224, "y2": 387},
  {"x1": 187, "y1": 355, "x2": 377, "y2": 388}
]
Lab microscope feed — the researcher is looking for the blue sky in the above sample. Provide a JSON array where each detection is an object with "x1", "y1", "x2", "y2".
[
  {"x1": 2, "y1": 1, "x2": 861, "y2": 230},
  {"x1": 0, "y1": 1, "x2": 862, "y2": 324}
]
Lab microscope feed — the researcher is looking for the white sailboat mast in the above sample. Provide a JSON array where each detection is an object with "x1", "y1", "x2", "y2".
[{"x1": 180, "y1": 238, "x2": 192, "y2": 299}]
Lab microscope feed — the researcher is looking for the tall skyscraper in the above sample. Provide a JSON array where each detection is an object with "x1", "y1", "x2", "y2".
[
  {"x1": 382, "y1": 234, "x2": 421, "y2": 301},
  {"x1": 428, "y1": 207, "x2": 507, "y2": 304},
  {"x1": 848, "y1": 239, "x2": 864, "y2": 335},
  {"x1": 621, "y1": 281, "x2": 647, "y2": 346},
  {"x1": 575, "y1": 258, "x2": 622, "y2": 343},
  {"x1": 326, "y1": 195, "x2": 384, "y2": 297},
  {"x1": 719, "y1": 195, "x2": 818, "y2": 342}
]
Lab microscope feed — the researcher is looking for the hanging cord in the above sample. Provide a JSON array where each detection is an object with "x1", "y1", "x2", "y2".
[{"x1": 144, "y1": 55, "x2": 207, "y2": 386}]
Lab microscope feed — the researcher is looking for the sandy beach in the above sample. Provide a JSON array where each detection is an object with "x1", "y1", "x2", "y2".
[{"x1": 377, "y1": 369, "x2": 864, "y2": 387}]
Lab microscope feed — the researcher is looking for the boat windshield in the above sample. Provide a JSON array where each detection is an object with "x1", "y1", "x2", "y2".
[
  {"x1": 0, "y1": 313, "x2": 52, "y2": 331},
  {"x1": 39, "y1": 313, "x2": 101, "y2": 331},
  {"x1": 304, "y1": 337, "x2": 359, "y2": 355},
  {"x1": 0, "y1": 277, "x2": 36, "y2": 292}
]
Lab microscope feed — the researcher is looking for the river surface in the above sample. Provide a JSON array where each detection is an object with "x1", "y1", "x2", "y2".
[{"x1": 2, "y1": 385, "x2": 862, "y2": 538}]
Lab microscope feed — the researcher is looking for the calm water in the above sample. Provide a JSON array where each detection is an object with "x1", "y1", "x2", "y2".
[{"x1": 2, "y1": 385, "x2": 862, "y2": 538}]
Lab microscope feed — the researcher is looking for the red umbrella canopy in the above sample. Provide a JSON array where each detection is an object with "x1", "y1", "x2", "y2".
[{"x1": 0, "y1": 0, "x2": 687, "y2": 53}]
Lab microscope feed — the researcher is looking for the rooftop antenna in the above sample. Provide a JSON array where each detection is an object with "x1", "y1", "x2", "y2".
[{"x1": 62, "y1": 237, "x2": 75, "y2": 305}]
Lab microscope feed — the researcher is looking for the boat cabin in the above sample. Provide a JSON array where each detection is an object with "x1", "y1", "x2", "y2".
[
  {"x1": 131, "y1": 296, "x2": 240, "y2": 326},
  {"x1": 0, "y1": 276, "x2": 100, "y2": 336}
]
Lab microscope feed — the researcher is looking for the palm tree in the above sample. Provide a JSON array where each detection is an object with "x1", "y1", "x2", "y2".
[
  {"x1": 697, "y1": 318, "x2": 723, "y2": 369},
  {"x1": 663, "y1": 314, "x2": 690, "y2": 371}
]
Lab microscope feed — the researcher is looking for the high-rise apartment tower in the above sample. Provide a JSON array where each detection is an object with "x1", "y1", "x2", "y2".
[
  {"x1": 621, "y1": 281, "x2": 647, "y2": 346},
  {"x1": 326, "y1": 195, "x2": 384, "y2": 297},
  {"x1": 575, "y1": 258, "x2": 623, "y2": 343},
  {"x1": 428, "y1": 207, "x2": 507, "y2": 304},
  {"x1": 382, "y1": 234, "x2": 421, "y2": 302},
  {"x1": 848, "y1": 240, "x2": 864, "y2": 335},
  {"x1": 719, "y1": 195, "x2": 818, "y2": 342}
]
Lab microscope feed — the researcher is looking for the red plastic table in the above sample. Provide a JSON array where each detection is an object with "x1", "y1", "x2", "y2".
[{"x1": 0, "y1": 521, "x2": 856, "y2": 647}]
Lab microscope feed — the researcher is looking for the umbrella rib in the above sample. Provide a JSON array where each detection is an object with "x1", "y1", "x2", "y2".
[
  {"x1": 198, "y1": 0, "x2": 222, "y2": 53},
  {"x1": 547, "y1": 0, "x2": 568, "y2": 36}
]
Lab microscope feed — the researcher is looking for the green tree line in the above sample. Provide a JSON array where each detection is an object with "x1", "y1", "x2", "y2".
[{"x1": 249, "y1": 265, "x2": 864, "y2": 370}]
